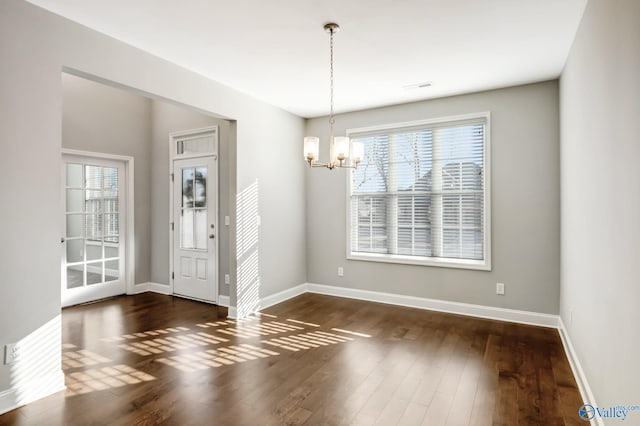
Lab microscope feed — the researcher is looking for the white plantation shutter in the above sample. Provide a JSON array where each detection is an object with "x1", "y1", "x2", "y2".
[
  {"x1": 349, "y1": 114, "x2": 488, "y2": 268},
  {"x1": 84, "y1": 165, "x2": 120, "y2": 243}
]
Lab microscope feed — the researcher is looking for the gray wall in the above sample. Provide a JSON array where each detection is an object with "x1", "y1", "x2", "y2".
[
  {"x1": 0, "y1": 0, "x2": 305, "y2": 396},
  {"x1": 150, "y1": 100, "x2": 232, "y2": 298},
  {"x1": 62, "y1": 73, "x2": 152, "y2": 284},
  {"x1": 560, "y1": 0, "x2": 640, "y2": 410},
  {"x1": 306, "y1": 81, "x2": 561, "y2": 314}
]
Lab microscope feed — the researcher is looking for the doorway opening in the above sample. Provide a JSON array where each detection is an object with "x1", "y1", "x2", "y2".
[{"x1": 61, "y1": 71, "x2": 235, "y2": 307}]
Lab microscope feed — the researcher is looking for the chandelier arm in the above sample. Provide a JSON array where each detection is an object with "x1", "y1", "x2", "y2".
[
  {"x1": 310, "y1": 161, "x2": 329, "y2": 168},
  {"x1": 307, "y1": 161, "x2": 357, "y2": 170}
]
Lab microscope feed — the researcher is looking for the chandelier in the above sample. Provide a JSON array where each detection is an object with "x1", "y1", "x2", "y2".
[{"x1": 304, "y1": 23, "x2": 363, "y2": 170}]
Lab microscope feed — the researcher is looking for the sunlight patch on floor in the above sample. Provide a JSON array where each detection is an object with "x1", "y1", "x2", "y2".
[
  {"x1": 155, "y1": 344, "x2": 279, "y2": 372},
  {"x1": 101, "y1": 326, "x2": 190, "y2": 342},
  {"x1": 215, "y1": 320, "x2": 304, "y2": 338},
  {"x1": 60, "y1": 311, "x2": 372, "y2": 393},
  {"x1": 332, "y1": 328, "x2": 372, "y2": 338},
  {"x1": 263, "y1": 331, "x2": 356, "y2": 352},
  {"x1": 196, "y1": 320, "x2": 236, "y2": 328},
  {"x1": 62, "y1": 349, "x2": 112, "y2": 369},
  {"x1": 65, "y1": 364, "x2": 155, "y2": 396},
  {"x1": 118, "y1": 332, "x2": 229, "y2": 356},
  {"x1": 286, "y1": 319, "x2": 320, "y2": 327}
]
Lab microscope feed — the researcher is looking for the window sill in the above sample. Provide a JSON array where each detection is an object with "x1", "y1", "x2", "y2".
[{"x1": 347, "y1": 252, "x2": 491, "y2": 271}]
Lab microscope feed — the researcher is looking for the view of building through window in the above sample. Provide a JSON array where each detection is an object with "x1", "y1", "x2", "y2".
[
  {"x1": 84, "y1": 165, "x2": 119, "y2": 243},
  {"x1": 349, "y1": 117, "x2": 486, "y2": 265}
]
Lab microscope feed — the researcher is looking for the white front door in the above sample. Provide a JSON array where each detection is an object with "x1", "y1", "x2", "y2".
[
  {"x1": 62, "y1": 156, "x2": 126, "y2": 307},
  {"x1": 172, "y1": 156, "x2": 218, "y2": 303}
]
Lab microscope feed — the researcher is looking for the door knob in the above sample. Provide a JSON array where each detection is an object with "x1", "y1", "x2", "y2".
[{"x1": 209, "y1": 234, "x2": 215, "y2": 239}]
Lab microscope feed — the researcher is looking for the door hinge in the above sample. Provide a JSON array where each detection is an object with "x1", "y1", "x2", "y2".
[
  {"x1": 170, "y1": 173, "x2": 174, "y2": 182},
  {"x1": 171, "y1": 222, "x2": 174, "y2": 231},
  {"x1": 171, "y1": 272, "x2": 174, "y2": 280}
]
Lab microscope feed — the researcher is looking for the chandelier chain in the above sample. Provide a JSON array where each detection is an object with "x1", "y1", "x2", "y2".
[
  {"x1": 303, "y1": 23, "x2": 359, "y2": 170},
  {"x1": 329, "y1": 27, "x2": 335, "y2": 127}
]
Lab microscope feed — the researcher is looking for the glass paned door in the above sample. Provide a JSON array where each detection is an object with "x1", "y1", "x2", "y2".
[
  {"x1": 180, "y1": 167, "x2": 208, "y2": 250},
  {"x1": 172, "y1": 156, "x2": 217, "y2": 303},
  {"x1": 62, "y1": 155, "x2": 126, "y2": 307}
]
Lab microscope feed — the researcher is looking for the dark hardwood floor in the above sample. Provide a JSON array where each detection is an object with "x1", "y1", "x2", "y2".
[{"x1": 0, "y1": 293, "x2": 583, "y2": 425}]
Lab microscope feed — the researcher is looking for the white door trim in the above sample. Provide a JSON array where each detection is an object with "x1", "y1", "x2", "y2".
[
  {"x1": 168, "y1": 126, "x2": 219, "y2": 304},
  {"x1": 61, "y1": 148, "x2": 136, "y2": 296}
]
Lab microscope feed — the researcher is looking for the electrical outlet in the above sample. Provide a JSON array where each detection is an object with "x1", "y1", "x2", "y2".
[
  {"x1": 337, "y1": 267, "x2": 344, "y2": 277},
  {"x1": 4, "y1": 343, "x2": 19, "y2": 365},
  {"x1": 224, "y1": 274, "x2": 230, "y2": 285},
  {"x1": 496, "y1": 282, "x2": 505, "y2": 295},
  {"x1": 224, "y1": 216, "x2": 230, "y2": 226}
]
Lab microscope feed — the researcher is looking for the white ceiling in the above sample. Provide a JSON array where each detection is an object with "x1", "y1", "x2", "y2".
[{"x1": 26, "y1": 0, "x2": 587, "y2": 118}]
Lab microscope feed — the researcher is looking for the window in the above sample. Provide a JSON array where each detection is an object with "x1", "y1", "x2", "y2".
[
  {"x1": 84, "y1": 165, "x2": 119, "y2": 243},
  {"x1": 347, "y1": 113, "x2": 490, "y2": 270}
]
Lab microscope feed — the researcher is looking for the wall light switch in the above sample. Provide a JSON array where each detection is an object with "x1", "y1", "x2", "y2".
[
  {"x1": 256, "y1": 215, "x2": 261, "y2": 226},
  {"x1": 496, "y1": 282, "x2": 505, "y2": 295},
  {"x1": 224, "y1": 274, "x2": 230, "y2": 285},
  {"x1": 337, "y1": 267, "x2": 344, "y2": 277},
  {"x1": 224, "y1": 216, "x2": 230, "y2": 226}
]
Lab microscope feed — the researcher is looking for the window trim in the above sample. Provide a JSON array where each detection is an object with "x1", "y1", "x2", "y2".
[{"x1": 345, "y1": 112, "x2": 492, "y2": 271}]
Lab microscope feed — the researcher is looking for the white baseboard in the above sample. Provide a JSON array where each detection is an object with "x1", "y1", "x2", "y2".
[
  {"x1": 558, "y1": 318, "x2": 601, "y2": 426},
  {"x1": 305, "y1": 283, "x2": 559, "y2": 328},
  {"x1": 145, "y1": 282, "x2": 172, "y2": 295},
  {"x1": 137, "y1": 281, "x2": 558, "y2": 329},
  {"x1": 128, "y1": 282, "x2": 149, "y2": 294},
  {"x1": 231, "y1": 282, "x2": 558, "y2": 328},
  {"x1": 0, "y1": 370, "x2": 65, "y2": 416},
  {"x1": 258, "y1": 283, "x2": 307, "y2": 311},
  {"x1": 230, "y1": 284, "x2": 306, "y2": 319}
]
